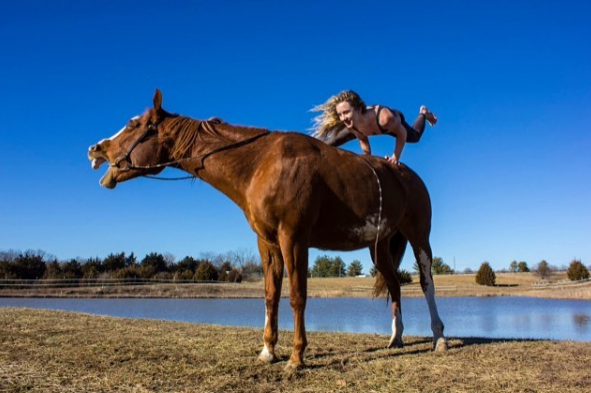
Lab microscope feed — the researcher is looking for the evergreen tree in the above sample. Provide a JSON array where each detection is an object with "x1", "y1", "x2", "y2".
[
  {"x1": 103, "y1": 252, "x2": 126, "y2": 272},
  {"x1": 82, "y1": 257, "x2": 103, "y2": 278},
  {"x1": 432, "y1": 257, "x2": 453, "y2": 275},
  {"x1": 310, "y1": 255, "x2": 332, "y2": 277},
  {"x1": 347, "y1": 260, "x2": 364, "y2": 277},
  {"x1": 517, "y1": 261, "x2": 530, "y2": 272},
  {"x1": 140, "y1": 252, "x2": 168, "y2": 277},
  {"x1": 13, "y1": 252, "x2": 46, "y2": 279},
  {"x1": 475, "y1": 262, "x2": 496, "y2": 286},
  {"x1": 397, "y1": 269, "x2": 413, "y2": 285},
  {"x1": 567, "y1": 259, "x2": 589, "y2": 281},
  {"x1": 195, "y1": 260, "x2": 218, "y2": 281},
  {"x1": 330, "y1": 256, "x2": 346, "y2": 277},
  {"x1": 44, "y1": 260, "x2": 62, "y2": 279},
  {"x1": 535, "y1": 260, "x2": 552, "y2": 279},
  {"x1": 61, "y1": 259, "x2": 83, "y2": 279}
]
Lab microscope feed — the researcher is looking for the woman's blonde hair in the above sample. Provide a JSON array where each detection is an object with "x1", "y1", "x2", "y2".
[{"x1": 311, "y1": 90, "x2": 366, "y2": 140}]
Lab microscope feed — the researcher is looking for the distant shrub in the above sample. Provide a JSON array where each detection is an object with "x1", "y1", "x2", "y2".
[
  {"x1": 227, "y1": 269, "x2": 243, "y2": 283},
  {"x1": 114, "y1": 266, "x2": 141, "y2": 279},
  {"x1": 476, "y1": 262, "x2": 496, "y2": 286},
  {"x1": 535, "y1": 260, "x2": 552, "y2": 279},
  {"x1": 567, "y1": 259, "x2": 589, "y2": 281},
  {"x1": 397, "y1": 269, "x2": 413, "y2": 285},
  {"x1": 195, "y1": 261, "x2": 218, "y2": 281},
  {"x1": 175, "y1": 270, "x2": 196, "y2": 281}
]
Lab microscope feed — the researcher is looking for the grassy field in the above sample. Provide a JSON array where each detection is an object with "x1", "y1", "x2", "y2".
[
  {"x1": 2, "y1": 272, "x2": 591, "y2": 300},
  {"x1": 1, "y1": 308, "x2": 590, "y2": 393}
]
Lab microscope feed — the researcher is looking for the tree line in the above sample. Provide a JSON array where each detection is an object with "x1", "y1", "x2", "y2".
[
  {"x1": 0, "y1": 249, "x2": 263, "y2": 282},
  {"x1": 1, "y1": 249, "x2": 587, "y2": 286}
]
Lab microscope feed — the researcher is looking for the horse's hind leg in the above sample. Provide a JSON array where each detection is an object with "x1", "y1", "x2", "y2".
[
  {"x1": 388, "y1": 232, "x2": 408, "y2": 347},
  {"x1": 411, "y1": 242, "x2": 448, "y2": 351},
  {"x1": 371, "y1": 236, "x2": 404, "y2": 348},
  {"x1": 257, "y1": 237, "x2": 284, "y2": 363}
]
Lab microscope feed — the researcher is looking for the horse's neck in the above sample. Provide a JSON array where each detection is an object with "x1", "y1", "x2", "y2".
[{"x1": 185, "y1": 122, "x2": 270, "y2": 210}]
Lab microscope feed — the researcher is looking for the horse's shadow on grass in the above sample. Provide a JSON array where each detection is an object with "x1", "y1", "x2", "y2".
[{"x1": 300, "y1": 336, "x2": 543, "y2": 371}]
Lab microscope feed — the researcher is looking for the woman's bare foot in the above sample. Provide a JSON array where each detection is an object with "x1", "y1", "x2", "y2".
[{"x1": 420, "y1": 106, "x2": 438, "y2": 126}]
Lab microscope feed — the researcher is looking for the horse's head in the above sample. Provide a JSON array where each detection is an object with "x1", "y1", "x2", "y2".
[{"x1": 88, "y1": 89, "x2": 174, "y2": 189}]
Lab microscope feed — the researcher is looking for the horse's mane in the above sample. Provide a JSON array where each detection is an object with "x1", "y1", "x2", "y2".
[
  {"x1": 164, "y1": 116, "x2": 202, "y2": 160},
  {"x1": 164, "y1": 115, "x2": 270, "y2": 160}
]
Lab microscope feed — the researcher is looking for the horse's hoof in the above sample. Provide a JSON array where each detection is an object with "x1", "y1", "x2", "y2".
[
  {"x1": 387, "y1": 339, "x2": 404, "y2": 349},
  {"x1": 258, "y1": 349, "x2": 278, "y2": 364},
  {"x1": 435, "y1": 337, "x2": 448, "y2": 352},
  {"x1": 284, "y1": 360, "x2": 303, "y2": 374}
]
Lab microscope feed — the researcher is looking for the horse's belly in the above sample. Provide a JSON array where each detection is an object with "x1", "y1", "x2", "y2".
[{"x1": 310, "y1": 213, "x2": 392, "y2": 251}]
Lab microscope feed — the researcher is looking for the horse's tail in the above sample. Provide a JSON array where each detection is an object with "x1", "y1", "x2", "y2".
[
  {"x1": 372, "y1": 271, "x2": 389, "y2": 298},
  {"x1": 372, "y1": 231, "x2": 409, "y2": 298}
]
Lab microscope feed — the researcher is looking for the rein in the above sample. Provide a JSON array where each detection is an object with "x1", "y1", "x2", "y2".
[{"x1": 111, "y1": 121, "x2": 271, "y2": 180}]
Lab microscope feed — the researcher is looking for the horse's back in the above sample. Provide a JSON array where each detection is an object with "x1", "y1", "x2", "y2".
[{"x1": 249, "y1": 132, "x2": 428, "y2": 250}]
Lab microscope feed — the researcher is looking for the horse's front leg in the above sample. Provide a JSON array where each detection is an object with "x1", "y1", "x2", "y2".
[
  {"x1": 279, "y1": 235, "x2": 308, "y2": 372},
  {"x1": 257, "y1": 237, "x2": 284, "y2": 363}
]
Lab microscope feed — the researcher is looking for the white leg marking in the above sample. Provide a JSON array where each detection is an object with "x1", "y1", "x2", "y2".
[
  {"x1": 259, "y1": 305, "x2": 275, "y2": 362},
  {"x1": 418, "y1": 249, "x2": 447, "y2": 349},
  {"x1": 388, "y1": 308, "x2": 404, "y2": 347}
]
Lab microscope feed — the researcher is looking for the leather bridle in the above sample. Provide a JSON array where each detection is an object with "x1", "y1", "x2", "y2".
[{"x1": 110, "y1": 120, "x2": 271, "y2": 178}]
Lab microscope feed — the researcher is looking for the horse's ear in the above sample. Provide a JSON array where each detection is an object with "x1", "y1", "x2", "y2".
[{"x1": 153, "y1": 89, "x2": 163, "y2": 111}]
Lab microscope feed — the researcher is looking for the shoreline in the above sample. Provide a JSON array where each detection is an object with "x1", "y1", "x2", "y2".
[{"x1": 1, "y1": 273, "x2": 590, "y2": 300}]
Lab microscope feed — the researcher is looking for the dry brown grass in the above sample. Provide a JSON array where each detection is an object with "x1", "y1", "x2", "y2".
[
  {"x1": 2, "y1": 272, "x2": 590, "y2": 300},
  {"x1": 1, "y1": 308, "x2": 590, "y2": 393}
]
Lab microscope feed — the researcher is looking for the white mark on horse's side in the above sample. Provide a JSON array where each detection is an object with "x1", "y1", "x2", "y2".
[{"x1": 352, "y1": 214, "x2": 388, "y2": 242}]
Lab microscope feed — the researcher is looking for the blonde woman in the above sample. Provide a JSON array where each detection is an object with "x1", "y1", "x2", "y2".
[{"x1": 311, "y1": 90, "x2": 437, "y2": 165}]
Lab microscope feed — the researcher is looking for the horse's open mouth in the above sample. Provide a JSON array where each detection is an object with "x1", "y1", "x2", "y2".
[
  {"x1": 88, "y1": 154, "x2": 117, "y2": 189},
  {"x1": 91, "y1": 157, "x2": 106, "y2": 169},
  {"x1": 99, "y1": 169, "x2": 117, "y2": 189}
]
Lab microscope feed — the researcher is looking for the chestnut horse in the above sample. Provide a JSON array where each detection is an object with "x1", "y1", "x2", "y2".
[{"x1": 88, "y1": 89, "x2": 447, "y2": 371}]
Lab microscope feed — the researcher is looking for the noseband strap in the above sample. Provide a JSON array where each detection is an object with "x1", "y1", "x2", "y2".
[{"x1": 112, "y1": 123, "x2": 157, "y2": 171}]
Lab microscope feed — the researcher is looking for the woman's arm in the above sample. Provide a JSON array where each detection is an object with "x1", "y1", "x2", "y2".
[
  {"x1": 378, "y1": 107, "x2": 407, "y2": 165},
  {"x1": 358, "y1": 135, "x2": 371, "y2": 155}
]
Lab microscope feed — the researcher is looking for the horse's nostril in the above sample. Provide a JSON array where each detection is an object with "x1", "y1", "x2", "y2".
[{"x1": 89, "y1": 144, "x2": 101, "y2": 152}]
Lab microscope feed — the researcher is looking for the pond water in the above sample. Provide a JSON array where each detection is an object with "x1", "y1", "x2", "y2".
[{"x1": 2, "y1": 297, "x2": 591, "y2": 341}]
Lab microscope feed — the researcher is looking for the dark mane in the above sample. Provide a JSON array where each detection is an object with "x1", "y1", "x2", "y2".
[
  {"x1": 165, "y1": 116, "x2": 270, "y2": 161},
  {"x1": 164, "y1": 116, "x2": 202, "y2": 160}
]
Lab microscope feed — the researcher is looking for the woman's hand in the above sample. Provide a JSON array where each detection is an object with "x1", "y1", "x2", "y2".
[{"x1": 386, "y1": 155, "x2": 400, "y2": 166}]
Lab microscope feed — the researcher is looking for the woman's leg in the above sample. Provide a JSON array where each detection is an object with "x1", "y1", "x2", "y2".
[{"x1": 401, "y1": 106, "x2": 437, "y2": 143}]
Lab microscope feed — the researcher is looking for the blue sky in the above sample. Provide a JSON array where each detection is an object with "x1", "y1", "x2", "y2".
[{"x1": 1, "y1": 0, "x2": 590, "y2": 273}]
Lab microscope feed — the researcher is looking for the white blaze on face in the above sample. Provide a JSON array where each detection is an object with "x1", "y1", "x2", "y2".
[
  {"x1": 352, "y1": 214, "x2": 388, "y2": 242},
  {"x1": 99, "y1": 115, "x2": 141, "y2": 145}
]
